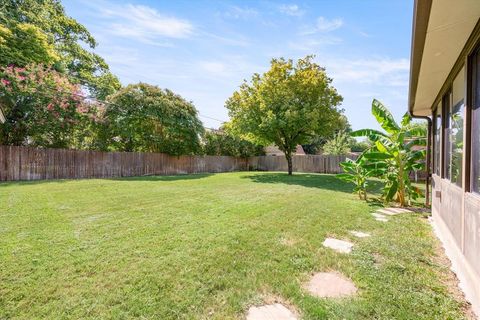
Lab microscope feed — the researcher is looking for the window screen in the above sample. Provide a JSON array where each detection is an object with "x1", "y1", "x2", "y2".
[
  {"x1": 433, "y1": 106, "x2": 441, "y2": 176},
  {"x1": 450, "y1": 67, "x2": 465, "y2": 187},
  {"x1": 443, "y1": 91, "x2": 452, "y2": 179}
]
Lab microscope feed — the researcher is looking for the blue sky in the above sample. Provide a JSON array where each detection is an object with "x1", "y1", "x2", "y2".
[{"x1": 63, "y1": 0, "x2": 413, "y2": 131}]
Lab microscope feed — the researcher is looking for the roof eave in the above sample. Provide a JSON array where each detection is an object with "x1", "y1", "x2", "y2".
[{"x1": 408, "y1": 0, "x2": 433, "y2": 116}]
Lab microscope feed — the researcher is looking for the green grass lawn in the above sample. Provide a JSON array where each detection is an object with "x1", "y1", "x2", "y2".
[{"x1": 0, "y1": 172, "x2": 468, "y2": 319}]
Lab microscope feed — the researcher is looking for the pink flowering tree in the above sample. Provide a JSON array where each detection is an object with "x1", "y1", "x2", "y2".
[{"x1": 0, "y1": 64, "x2": 96, "y2": 148}]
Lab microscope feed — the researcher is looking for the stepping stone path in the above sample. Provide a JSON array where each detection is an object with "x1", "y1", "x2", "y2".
[
  {"x1": 322, "y1": 238, "x2": 354, "y2": 253},
  {"x1": 350, "y1": 230, "x2": 371, "y2": 238},
  {"x1": 377, "y1": 207, "x2": 412, "y2": 216},
  {"x1": 304, "y1": 272, "x2": 357, "y2": 298},
  {"x1": 371, "y1": 212, "x2": 389, "y2": 222},
  {"x1": 247, "y1": 209, "x2": 414, "y2": 318},
  {"x1": 246, "y1": 303, "x2": 297, "y2": 320},
  {"x1": 372, "y1": 207, "x2": 412, "y2": 222}
]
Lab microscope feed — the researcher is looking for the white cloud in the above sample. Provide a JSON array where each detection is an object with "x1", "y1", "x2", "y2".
[
  {"x1": 278, "y1": 4, "x2": 305, "y2": 17},
  {"x1": 197, "y1": 56, "x2": 264, "y2": 79},
  {"x1": 202, "y1": 32, "x2": 251, "y2": 47},
  {"x1": 326, "y1": 58, "x2": 410, "y2": 87},
  {"x1": 316, "y1": 17, "x2": 343, "y2": 32},
  {"x1": 100, "y1": 4, "x2": 193, "y2": 42},
  {"x1": 300, "y1": 16, "x2": 344, "y2": 35},
  {"x1": 223, "y1": 6, "x2": 259, "y2": 19},
  {"x1": 288, "y1": 36, "x2": 342, "y2": 51},
  {"x1": 358, "y1": 31, "x2": 371, "y2": 38},
  {"x1": 199, "y1": 61, "x2": 228, "y2": 76},
  {"x1": 97, "y1": 46, "x2": 140, "y2": 66}
]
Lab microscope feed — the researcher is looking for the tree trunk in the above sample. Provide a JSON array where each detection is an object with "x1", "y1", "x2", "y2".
[{"x1": 285, "y1": 152, "x2": 293, "y2": 175}]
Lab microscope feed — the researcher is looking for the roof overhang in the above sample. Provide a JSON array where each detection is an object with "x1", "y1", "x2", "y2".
[{"x1": 409, "y1": 0, "x2": 480, "y2": 116}]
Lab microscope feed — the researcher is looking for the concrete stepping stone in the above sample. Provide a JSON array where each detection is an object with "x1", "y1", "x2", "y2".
[
  {"x1": 322, "y1": 238, "x2": 354, "y2": 253},
  {"x1": 371, "y1": 212, "x2": 388, "y2": 222},
  {"x1": 304, "y1": 272, "x2": 357, "y2": 298},
  {"x1": 246, "y1": 303, "x2": 297, "y2": 320},
  {"x1": 377, "y1": 207, "x2": 412, "y2": 216},
  {"x1": 350, "y1": 230, "x2": 371, "y2": 238}
]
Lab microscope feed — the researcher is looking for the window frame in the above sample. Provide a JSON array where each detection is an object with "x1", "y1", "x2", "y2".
[
  {"x1": 433, "y1": 106, "x2": 442, "y2": 176},
  {"x1": 468, "y1": 44, "x2": 480, "y2": 193},
  {"x1": 442, "y1": 89, "x2": 452, "y2": 179}
]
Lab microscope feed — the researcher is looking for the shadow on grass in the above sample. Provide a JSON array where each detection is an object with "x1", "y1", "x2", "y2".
[
  {"x1": 0, "y1": 179, "x2": 69, "y2": 187},
  {"x1": 242, "y1": 172, "x2": 385, "y2": 195},
  {"x1": 0, "y1": 173, "x2": 214, "y2": 186},
  {"x1": 112, "y1": 173, "x2": 214, "y2": 182}
]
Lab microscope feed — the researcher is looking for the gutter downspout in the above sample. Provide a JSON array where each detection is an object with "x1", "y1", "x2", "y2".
[
  {"x1": 408, "y1": 0, "x2": 433, "y2": 207},
  {"x1": 409, "y1": 112, "x2": 432, "y2": 207}
]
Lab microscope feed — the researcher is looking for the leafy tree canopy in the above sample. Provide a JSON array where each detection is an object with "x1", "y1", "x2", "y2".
[
  {"x1": 203, "y1": 126, "x2": 264, "y2": 158},
  {"x1": 350, "y1": 139, "x2": 370, "y2": 153},
  {"x1": 323, "y1": 130, "x2": 351, "y2": 155},
  {"x1": 103, "y1": 83, "x2": 204, "y2": 155},
  {"x1": 0, "y1": 64, "x2": 93, "y2": 148},
  {"x1": 303, "y1": 114, "x2": 350, "y2": 154},
  {"x1": 0, "y1": 23, "x2": 59, "y2": 66},
  {"x1": 226, "y1": 55, "x2": 344, "y2": 174},
  {"x1": 0, "y1": 0, "x2": 120, "y2": 99}
]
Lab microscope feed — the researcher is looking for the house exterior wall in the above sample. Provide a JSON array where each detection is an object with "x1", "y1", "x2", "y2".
[
  {"x1": 409, "y1": 1, "x2": 480, "y2": 315},
  {"x1": 427, "y1": 24, "x2": 480, "y2": 316},
  {"x1": 431, "y1": 180, "x2": 480, "y2": 316},
  {"x1": 464, "y1": 193, "x2": 480, "y2": 274}
]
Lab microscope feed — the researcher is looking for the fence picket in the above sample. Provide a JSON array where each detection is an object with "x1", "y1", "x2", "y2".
[{"x1": 0, "y1": 146, "x2": 347, "y2": 181}]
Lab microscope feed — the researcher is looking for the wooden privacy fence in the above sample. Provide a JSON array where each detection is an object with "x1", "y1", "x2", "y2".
[
  {"x1": 0, "y1": 145, "x2": 247, "y2": 181},
  {"x1": 248, "y1": 155, "x2": 347, "y2": 174},
  {"x1": 0, "y1": 146, "x2": 349, "y2": 181}
]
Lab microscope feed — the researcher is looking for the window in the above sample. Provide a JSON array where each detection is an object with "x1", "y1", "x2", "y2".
[
  {"x1": 471, "y1": 46, "x2": 480, "y2": 193},
  {"x1": 450, "y1": 67, "x2": 465, "y2": 187},
  {"x1": 433, "y1": 105, "x2": 441, "y2": 176},
  {"x1": 442, "y1": 90, "x2": 452, "y2": 179}
]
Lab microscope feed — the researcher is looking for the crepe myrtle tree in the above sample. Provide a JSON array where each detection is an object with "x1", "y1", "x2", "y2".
[
  {"x1": 1, "y1": 0, "x2": 121, "y2": 99},
  {"x1": 226, "y1": 56, "x2": 344, "y2": 175},
  {"x1": 0, "y1": 64, "x2": 91, "y2": 148}
]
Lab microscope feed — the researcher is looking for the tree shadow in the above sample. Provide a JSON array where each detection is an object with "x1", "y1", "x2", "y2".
[
  {"x1": 0, "y1": 179, "x2": 69, "y2": 187},
  {"x1": 112, "y1": 173, "x2": 214, "y2": 182},
  {"x1": 0, "y1": 173, "x2": 214, "y2": 186},
  {"x1": 242, "y1": 172, "x2": 385, "y2": 195}
]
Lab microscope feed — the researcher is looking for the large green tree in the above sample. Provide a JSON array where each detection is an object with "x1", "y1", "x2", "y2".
[
  {"x1": 103, "y1": 83, "x2": 204, "y2": 155},
  {"x1": 226, "y1": 56, "x2": 344, "y2": 174},
  {"x1": 0, "y1": 23, "x2": 59, "y2": 66},
  {"x1": 0, "y1": 0, "x2": 120, "y2": 99}
]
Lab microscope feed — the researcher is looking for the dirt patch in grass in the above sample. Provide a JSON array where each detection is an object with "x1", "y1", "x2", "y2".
[
  {"x1": 248, "y1": 293, "x2": 300, "y2": 319},
  {"x1": 279, "y1": 236, "x2": 298, "y2": 247},
  {"x1": 303, "y1": 271, "x2": 357, "y2": 298}
]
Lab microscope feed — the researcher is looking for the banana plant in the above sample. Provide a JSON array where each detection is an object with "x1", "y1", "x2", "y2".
[
  {"x1": 350, "y1": 99, "x2": 426, "y2": 206},
  {"x1": 337, "y1": 154, "x2": 372, "y2": 200}
]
